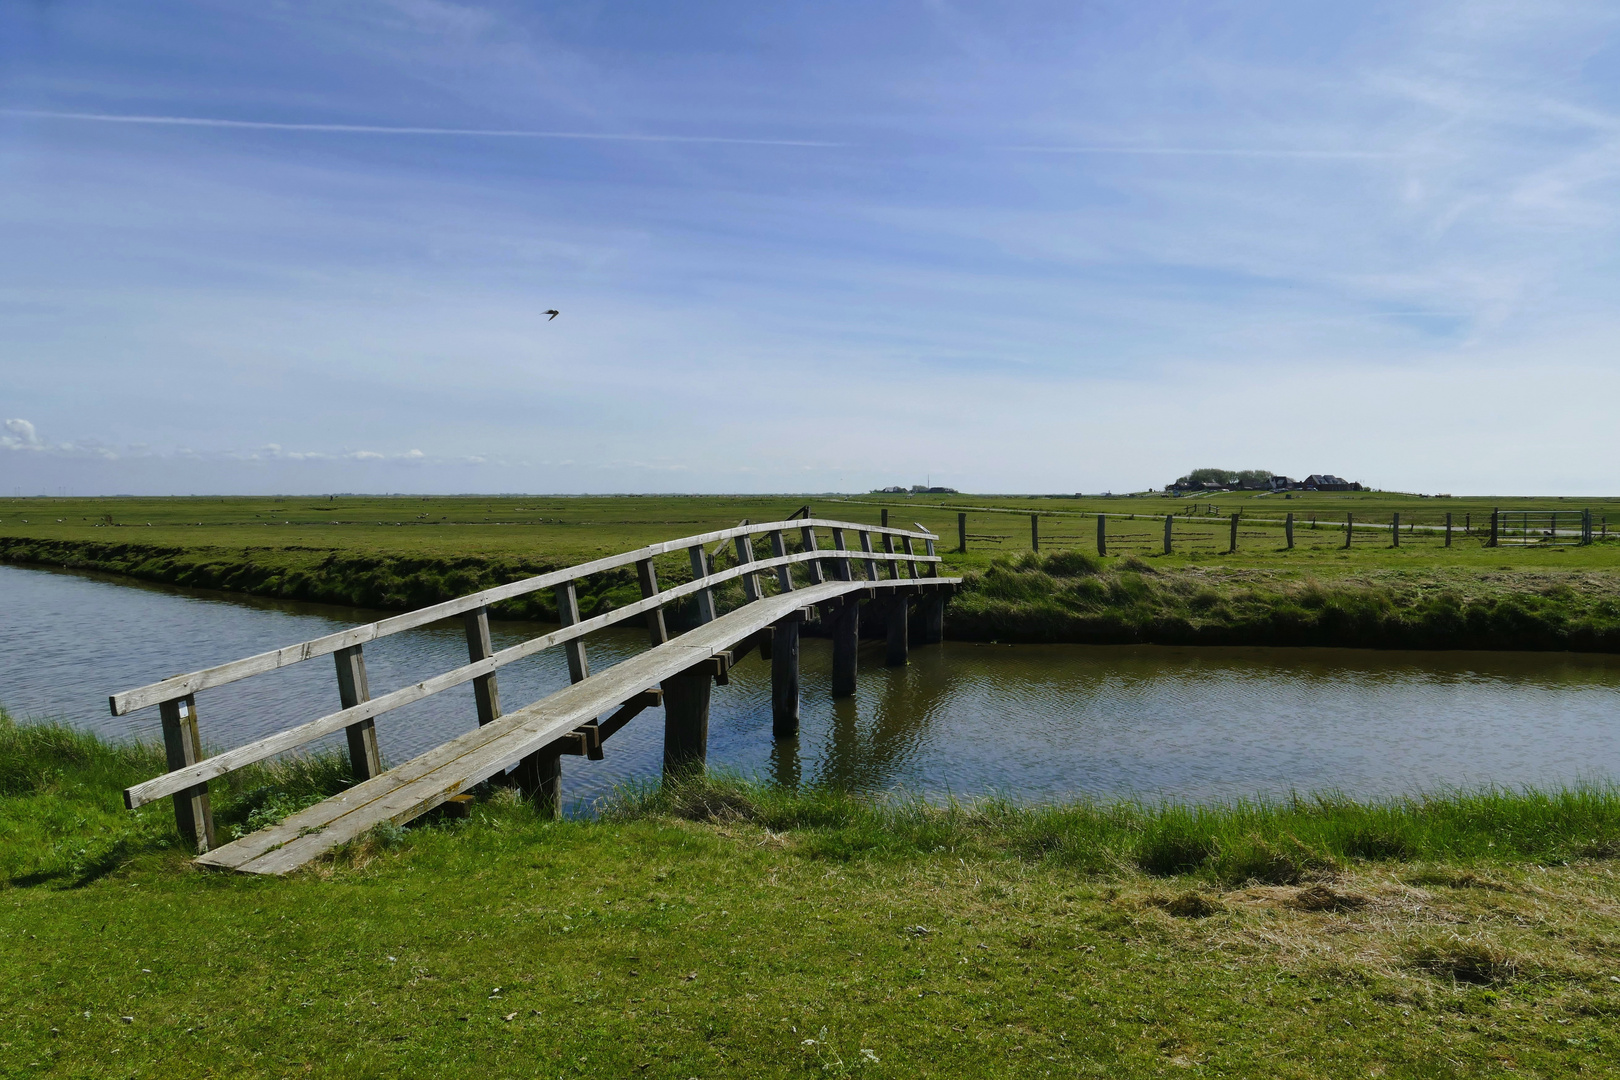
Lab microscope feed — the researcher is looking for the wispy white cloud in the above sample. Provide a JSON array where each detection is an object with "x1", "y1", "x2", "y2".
[{"x1": 0, "y1": 109, "x2": 843, "y2": 148}]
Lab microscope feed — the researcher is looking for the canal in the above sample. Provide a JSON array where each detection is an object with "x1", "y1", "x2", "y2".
[{"x1": 2, "y1": 563, "x2": 1617, "y2": 812}]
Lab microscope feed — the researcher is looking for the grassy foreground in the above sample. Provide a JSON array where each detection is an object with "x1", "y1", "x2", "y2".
[{"x1": 4, "y1": 710, "x2": 1620, "y2": 1078}]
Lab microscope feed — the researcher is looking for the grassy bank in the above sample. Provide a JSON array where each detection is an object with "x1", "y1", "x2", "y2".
[
  {"x1": 6, "y1": 494, "x2": 1620, "y2": 650},
  {"x1": 4, "y1": 710, "x2": 1620, "y2": 1077}
]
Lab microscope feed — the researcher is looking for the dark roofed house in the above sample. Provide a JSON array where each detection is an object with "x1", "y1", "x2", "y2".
[{"x1": 1302, "y1": 474, "x2": 1361, "y2": 492}]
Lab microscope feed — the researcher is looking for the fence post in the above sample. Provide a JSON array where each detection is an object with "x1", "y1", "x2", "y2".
[
  {"x1": 1392, "y1": 512, "x2": 1400, "y2": 548},
  {"x1": 334, "y1": 645, "x2": 382, "y2": 781},
  {"x1": 1489, "y1": 508, "x2": 1499, "y2": 547},
  {"x1": 1228, "y1": 513, "x2": 1238, "y2": 554},
  {"x1": 1344, "y1": 512, "x2": 1353, "y2": 549},
  {"x1": 1097, "y1": 514, "x2": 1107, "y2": 556},
  {"x1": 958, "y1": 512, "x2": 967, "y2": 554},
  {"x1": 1031, "y1": 514, "x2": 1040, "y2": 553},
  {"x1": 1445, "y1": 512, "x2": 1452, "y2": 548},
  {"x1": 1583, "y1": 509, "x2": 1592, "y2": 545},
  {"x1": 158, "y1": 695, "x2": 214, "y2": 853},
  {"x1": 1163, "y1": 514, "x2": 1173, "y2": 555},
  {"x1": 1285, "y1": 512, "x2": 1294, "y2": 549}
]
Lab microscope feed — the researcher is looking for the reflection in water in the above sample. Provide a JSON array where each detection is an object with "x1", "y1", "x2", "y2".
[{"x1": 2, "y1": 563, "x2": 1619, "y2": 813}]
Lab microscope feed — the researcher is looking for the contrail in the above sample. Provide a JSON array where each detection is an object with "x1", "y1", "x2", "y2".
[
  {"x1": 0, "y1": 108, "x2": 843, "y2": 148},
  {"x1": 1004, "y1": 145, "x2": 1396, "y2": 159}
]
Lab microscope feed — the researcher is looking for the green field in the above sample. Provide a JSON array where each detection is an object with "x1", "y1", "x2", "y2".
[
  {"x1": 3, "y1": 711, "x2": 1619, "y2": 1078},
  {"x1": 4, "y1": 493, "x2": 1620, "y2": 651}
]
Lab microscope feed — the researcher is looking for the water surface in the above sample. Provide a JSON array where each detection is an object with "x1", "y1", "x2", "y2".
[{"x1": 2, "y1": 563, "x2": 1617, "y2": 811}]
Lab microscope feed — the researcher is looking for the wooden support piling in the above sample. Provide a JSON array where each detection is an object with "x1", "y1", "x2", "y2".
[
  {"x1": 334, "y1": 644, "x2": 382, "y2": 781},
  {"x1": 512, "y1": 749, "x2": 561, "y2": 818},
  {"x1": 831, "y1": 598, "x2": 860, "y2": 697},
  {"x1": 1285, "y1": 512, "x2": 1294, "y2": 549},
  {"x1": 886, "y1": 595, "x2": 909, "y2": 667},
  {"x1": 158, "y1": 695, "x2": 214, "y2": 852},
  {"x1": 461, "y1": 607, "x2": 502, "y2": 726},
  {"x1": 771, "y1": 615, "x2": 801, "y2": 738},
  {"x1": 662, "y1": 667, "x2": 712, "y2": 776},
  {"x1": 918, "y1": 588, "x2": 944, "y2": 645}
]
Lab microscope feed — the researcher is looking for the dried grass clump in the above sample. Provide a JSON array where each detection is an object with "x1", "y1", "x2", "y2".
[{"x1": 1406, "y1": 935, "x2": 1518, "y2": 986}]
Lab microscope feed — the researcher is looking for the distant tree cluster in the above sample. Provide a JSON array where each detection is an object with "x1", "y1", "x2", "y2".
[{"x1": 1175, "y1": 468, "x2": 1273, "y2": 488}]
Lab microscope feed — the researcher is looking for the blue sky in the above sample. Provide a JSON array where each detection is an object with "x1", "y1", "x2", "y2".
[{"x1": 4, "y1": 0, "x2": 1620, "y2": 495}]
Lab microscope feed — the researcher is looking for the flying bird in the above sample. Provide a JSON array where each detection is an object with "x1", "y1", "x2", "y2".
[{"x1": 544, "y1": 309, "x2": 560, "y2": 320}]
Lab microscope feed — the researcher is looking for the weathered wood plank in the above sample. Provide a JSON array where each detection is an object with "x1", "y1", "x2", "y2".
[
  {"x1": 462, "y1": 606, "x2": 502, "y2": 726},
  {"x1": 334, "y1": 645, "x2": 382, "y2": 781}
]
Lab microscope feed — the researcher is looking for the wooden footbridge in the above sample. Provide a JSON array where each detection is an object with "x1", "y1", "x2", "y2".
[{"x1": 110, "y1": 517, "x2": 958, "y2": 874}]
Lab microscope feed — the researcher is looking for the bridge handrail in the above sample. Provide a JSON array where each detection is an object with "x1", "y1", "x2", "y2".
[
  {"x1": 118, "y1": 528, "x2": 944, "y2": 809},
  {"x1": 109, "y1": 516, "x2": 936, "y2": 716}
]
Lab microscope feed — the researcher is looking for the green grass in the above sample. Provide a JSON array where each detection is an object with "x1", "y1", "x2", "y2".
[
  {"x1": 6, "y1": 494, "x2": 1620, "y2": 650},
  {"x1": 4, "y1": 710, "x2": 1620, "y2": 1077}
]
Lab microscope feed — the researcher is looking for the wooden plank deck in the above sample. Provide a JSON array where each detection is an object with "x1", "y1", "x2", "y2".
[{"x1": 197, "y1": 575, "x2": 955, "y2": 876}]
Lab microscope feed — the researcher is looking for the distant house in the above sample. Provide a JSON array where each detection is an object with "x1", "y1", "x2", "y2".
[
  {"x1": 1301, "y1": 474, "x2": 1362, "y2": 492},
  {"x1": 909, "y1": 485, "x2": 957, "y2": 494},
  {"x1": 873, "y1": 485, "x2": 908, "y2": 494}
]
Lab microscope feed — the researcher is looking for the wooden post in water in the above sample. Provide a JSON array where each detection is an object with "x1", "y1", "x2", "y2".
[
  {"x1": 830, "y1": 598, "x2": 860, "y2": 697},
  {"x1": 958, "y1": 513, "x2": 967, "y2": 554},
  {"x1": 918, "y1": 534, "x2": 944, "y2": 644},
  {"x1": 662, "y1": 668, "x2": 711, "y2": 777},
  {"x1": 885, "y1": 594, "x2": 909, "y2": 667},
  {"x1": 1228, "y1": 513, "x2": 1239, "y2": 554},
  {"x1": 1392, "y1": 512, "x2": 1400, "y2": 547},
  {"x1": 462, "y1": 606, "x2": 502, "y2": 725},
  {"x1": 1285, "y1": 512, "x2": 1294, "y2": 549},
  {"x1": 771, "y1": 614, "x2": 801, "y2": 738},
  {"x1": 1030, "y1": 514, "x2": 1040, "y2": 553},
  {"x1": 511, "y1": 751, "x2": 561, "y2": 817},
  {"x1": 1163, "y1": 514, "x2": 1173, "y2": 555},
  {"x1": 334, "y1": 644, "x2": 382, "y2": 781},
  {"x1": 1445, "y1": 512, "x2": 1452, "y2": 547},
  {"x1": 1344, "y1": 512, "x2": 1353, "y2": 549},
  {"x1": 1096, "y1": 514, "x2": 1107, "y2": 556},
  {"x1": 158, "y1": 695, "x2": 214, "y2": 852},
  {"x1": 1489, "y1": 508, "x2": 1500, "y2": 547}
]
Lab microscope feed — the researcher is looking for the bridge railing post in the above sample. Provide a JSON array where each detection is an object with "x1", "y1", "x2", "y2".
[
  {"x1": 768, "y1": 530, "x2": 795, "y2": 593},
  {"x1": 462, "y1": 606, "x2": 502, "y2": 726},
  {"x1": 688, "y1": 544, "x2": 718, "y2": 623},
  {"x1": 858, "y1": 530, "x2": 880, "y2": 581},
  {"x1": 554, "y1": 582, "x2": 590, "y2": 683},
  {"x1": 901, "y1": 535, "x2": 920, "y2": 579},
  {"x1": 800, "y1": 525, "x2": 825, "y2": 585},
  {"x1": 334, "y1": 644, "x2": 382, "y2": 781},
  {"x1": 158, "y1": 694, "x2": 215, "y2": 853},
  {"x1": 733, "y1": 534, "x2": 762, "y2": 601},
  {"x1": 830, "y1": 528, "x2": 853, "y2": 581},
  {"x1": 635, "y1": 558, "x2": 669, "y2": 645}
]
